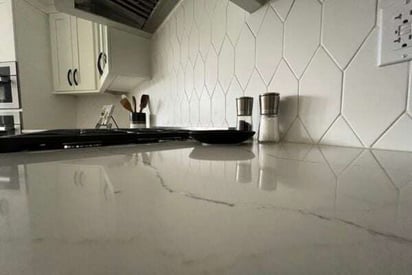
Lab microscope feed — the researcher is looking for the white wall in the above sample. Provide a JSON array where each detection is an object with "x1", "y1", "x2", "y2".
[
  {"x1": 13, "y1": 0, "x2": 77, "y2": 129},
  {"x1": 77, "y1": 0, "x2": 412, "y2": 152}
]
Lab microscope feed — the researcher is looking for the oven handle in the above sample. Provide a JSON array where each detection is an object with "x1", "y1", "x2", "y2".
[
  {"x1": 67, "y1": 69, "x2": 73, "y2": 86},
  {"x1": 0, "y1": 75, "x2": 11, "y2": 84}
]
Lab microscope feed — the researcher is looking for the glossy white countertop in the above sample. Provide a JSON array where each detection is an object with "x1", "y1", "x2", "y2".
[{"x1": 1, "y1": 141, "x2": 412, "y2": 274}]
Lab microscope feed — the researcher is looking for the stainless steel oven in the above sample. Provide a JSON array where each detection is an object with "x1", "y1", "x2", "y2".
[
  {"x1": 0, "y1": 62, "x2": 21, "y2": 135},
  {"x1": 0, "y1": 62, "x2": 20, "y2": 109},
  {"x1": 0, "y1": 110, "x2": 21, "y2": 135}
]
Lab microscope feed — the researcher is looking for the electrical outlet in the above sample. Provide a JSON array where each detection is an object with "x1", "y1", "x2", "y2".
[{"x1": 379, "y1": 0, "x2": 412, "y2": 66}]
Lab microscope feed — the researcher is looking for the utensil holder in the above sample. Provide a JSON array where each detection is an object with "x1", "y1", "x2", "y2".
[{"x1": 130, "y1": 112, "x2": 146, "y2": 129}]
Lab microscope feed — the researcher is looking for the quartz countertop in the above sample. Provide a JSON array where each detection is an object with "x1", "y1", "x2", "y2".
[{"x1": 1, "y1": 141, "x2": 412, "y2": 274}]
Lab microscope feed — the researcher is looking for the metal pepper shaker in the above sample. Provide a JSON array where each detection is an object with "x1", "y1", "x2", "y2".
[
  {"x1": 258, "y1": 93, "x2": 280, "y2": 143},
  {"x1": 236, "y1": 97, "x2": 254, "y2": 131}
]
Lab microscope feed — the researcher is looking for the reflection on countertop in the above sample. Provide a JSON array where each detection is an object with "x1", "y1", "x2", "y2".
[{"x1": 1, "y1": 142, "x2": 412, "y2": 274}]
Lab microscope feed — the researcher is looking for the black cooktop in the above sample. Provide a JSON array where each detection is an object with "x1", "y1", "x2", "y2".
[{"x1": 0, "y1": 128, "x2": 190, "y2": 153}]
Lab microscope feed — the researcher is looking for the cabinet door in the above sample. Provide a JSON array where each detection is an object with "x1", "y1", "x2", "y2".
[
  {"x1": 96, "y1": 24, "x2": 109, "y2": 89},
  {"x1": 71, "y1": 17, "x2": 97, "y2": 91},
  {"x1": 0, "y1": 0, "x2": 16, "y2": 62},
  {"x1": 49, "y1": 13, "x2": 74, "y2": 91}
]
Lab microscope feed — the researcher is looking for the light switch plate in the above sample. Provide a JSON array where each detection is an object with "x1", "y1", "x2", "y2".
[{"x1": 379, "y1": 0, "x2": 412, "y2": 66}]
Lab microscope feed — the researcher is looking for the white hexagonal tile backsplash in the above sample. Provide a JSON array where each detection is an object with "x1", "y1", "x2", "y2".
[{"x1": 77, "y1": 0, "x2": 412, "y2": 152}]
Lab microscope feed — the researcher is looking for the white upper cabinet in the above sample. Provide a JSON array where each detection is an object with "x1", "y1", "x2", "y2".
[
  {"x1": 0, "y1": 0, "x2": 16, "y2": 62},
  {"x1": 50, "y1": 14, "x2": 97, "y2": 93},
  {"x1": 49, "y1": 13, "x2": 151, "y2": 95}
]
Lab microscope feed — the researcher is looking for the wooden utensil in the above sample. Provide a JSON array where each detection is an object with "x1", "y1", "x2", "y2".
[
  {"x1": 139, "y1": 94, "x2": 149, "y2": 113},
  {"x1": 120, "y1": 95, "x2": 133, "y2": 113}
]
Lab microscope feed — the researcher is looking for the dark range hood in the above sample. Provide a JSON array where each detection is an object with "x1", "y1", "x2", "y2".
[
  {"x1": 74, "y1": 0, "x2": 159, "y2": 29},
  {"x1": 56, "y1": 0, "x2": 179, "y2": 34}
]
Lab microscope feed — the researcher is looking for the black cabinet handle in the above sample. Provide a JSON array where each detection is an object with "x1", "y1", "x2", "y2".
[
  {"x1": 73, "y1": 69, "x2": 79, "y2": 86},
  {"x1": 67, "y1": 69, "x2": 73, "y2": 86},
  {"x1": 97, "y1": 52, "x2": 107, "y2": 76}
]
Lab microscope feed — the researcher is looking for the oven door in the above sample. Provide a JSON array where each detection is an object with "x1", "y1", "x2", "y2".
[
  {"x1": 0, "y1": 110, "x2": 21, "y2": 135},
  {"x1": 0, "y1": 62, "x2": 20, "y2": 109}
]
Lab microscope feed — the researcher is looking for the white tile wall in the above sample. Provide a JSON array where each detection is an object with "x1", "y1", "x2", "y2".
[{"x1": 77, "y1": 0, "x2": 412, "y2": 152}]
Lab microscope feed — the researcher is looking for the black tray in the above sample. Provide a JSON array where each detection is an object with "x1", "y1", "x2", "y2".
[{"x1": 189, "y1": 130, "x2": 255, "y2": 144}]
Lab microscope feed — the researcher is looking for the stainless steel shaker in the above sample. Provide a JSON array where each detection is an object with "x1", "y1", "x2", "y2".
[
  {"x1": 258, "y1": 93, "x2": 280, "y2": 143},
  {"x1": 236, "y1": 97, "x2": 254, "y2": 131}
]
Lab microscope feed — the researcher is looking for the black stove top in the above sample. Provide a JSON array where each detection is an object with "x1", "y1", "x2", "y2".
[{"x1": 0, "y1": 128, "x2": 190, "y2": 153}]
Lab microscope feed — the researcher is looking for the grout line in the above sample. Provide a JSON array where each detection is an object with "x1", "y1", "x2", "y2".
[
  {"x1": 371, "y1": 111, "x2": 406, "y2": 148},
  {"x1": 374, "y1": 0, "x2": 379, "y2": 27},
  {"x1": 284, "y1": 0, "x2": 296, "y2": 22},
  {"x1": 317, "y1": 113, "x2": 340, "y2": 144},
  {"x1": 317, "y1": 144, "x2": 339, "y2": 179},
  {"x1": 281, "y1": 115, "x2": 298, "y2": 140},
  {"x1": 297, "y1": 117, "x2": 315, "y2": 144},
  {"x1": 405, "y1": 62, "x2": 411, "y2": 112},
  {"x1": 343, "y1": 26, "x2": 376, "y2": 71},
  {"x1": 341, "y1": 115, "x2": 366, "y2": 147},
  {"x1": 270, "y1": 4, "x2": 283, "y2": 23},
  {"x1": 254, "y1": 67, "x2": 269, "y2": 91},
  {"x1": 337, "y1": 147, "x2": 365, "y2": 176},
  {"x1": 267, "y1": 58, "x2": 284, "y2": 91},
  {"x1": 319, "y1": 0, "x2": 324, "y2": 49},
  {"x1": 370, "y1": 150, "x2": 400, "y2": 192},
  {"x1": 300, "y1": 45, "x2": 321, "y2": 79},
  {"x1": 340, "y1": 66, "x2": 346, "y2": 114}
]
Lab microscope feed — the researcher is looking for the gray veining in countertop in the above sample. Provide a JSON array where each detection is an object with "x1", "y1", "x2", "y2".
[{"x1": 1, "y1": 142, "x2": 412, "y2": 274}]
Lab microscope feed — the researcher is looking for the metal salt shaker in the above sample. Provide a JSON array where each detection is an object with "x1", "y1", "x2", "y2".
[
  {"x1": 258, "y1": 93, "x2": 280, "y2": 143},
  {"x1": 236, "y1": 97, "x2": 254, "y2": 131}
]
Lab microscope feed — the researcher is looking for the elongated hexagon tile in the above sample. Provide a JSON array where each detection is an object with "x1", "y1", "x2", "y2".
[
  {"x1": 374, "y1": 115, "x2": 412, "y2": 152},
  {"x1": 343, "y1": 29, "x2": 408, "y2": 147},
  {"x1": 320, "y1": 116, "x2": 363, "y2": 148},
  {"x1": 268, "y1": 59, "x2": 298, "y2": 136},
  {"x1": 246, "y1": 4, "x2": 268, "y2": 36},
  {"x1": 180, "y1": 33, "x2": 190, "y2": 68},
  {"x1": 199, "y1": 12, "x2": 212, "y2": 60},
  {"x1": 184, "y1": 61, "x2": 194, "y2": 100},
  {"x1": 284, "y1": 118, "x2": 313, "y2": 144},
  {"x1": 322, "y1": 0, "x2": 376, "y2": 69},
  {"x1": 219, "y1": 37, "x2": 235, "y2": 92},
  {"x1": 245, "y1": 70, "x2": 267, "y2": 130},
  {"x1": 300, "y1": 48, "x2": 342, "y2": 143},
  {"x1": 199, "y1": 87, "x2": 212, "y2": 126},
  {"x1": 227, "y1": 1, "x2": 246, "y2": 45},
  {"x1": 189, "y1": 93, "x2": 200, "y2": 127},
  {"x1": 211, "y1": 0, "x2": 227, "y2": 53},
  {"x1": 235, "y1": 26, "x2": 256, "y2": 89},
  {"x1": 181, "y1": 95, "x2": 190, "y2": 126},
  {"x1": 205, "y1": 46, "x2": 218, "y2": 92},
  {"x1": 270, "y1": 0, "x2": 294, "y2": 22},
  {"x1": 226, "y1": 77, "x2": 243, "y2": 127},
  {"x1": 194, "y1": 0, "x2": 205, "y2": 27},
  {"x1": 194, "y1": 54, "x2": 205, "y2": 98},
  {"x1": 205, "y1": 0, "x2": 219, "y2": 16},
  {"x1": 211, "y1": 84, "x2": 227, "y2": 127},
  {"x1": 256, "y1": 7, "x2": 283, "y2": 85},
  {"x1": 176, "y1": 6, "x2": 185, "y2": 43},
  {"x1": 183, "y1": 0, "x2": 194, "y2": 36},
  {"x1": 176, "y1": 65, "x2": 185, "y2": 101},
  {"x1": 284, "y1": 0, "x2": 321, "y2": 78},
  {"x1": 188, "y1": 26, "x2": 199, "y2": 65}
]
